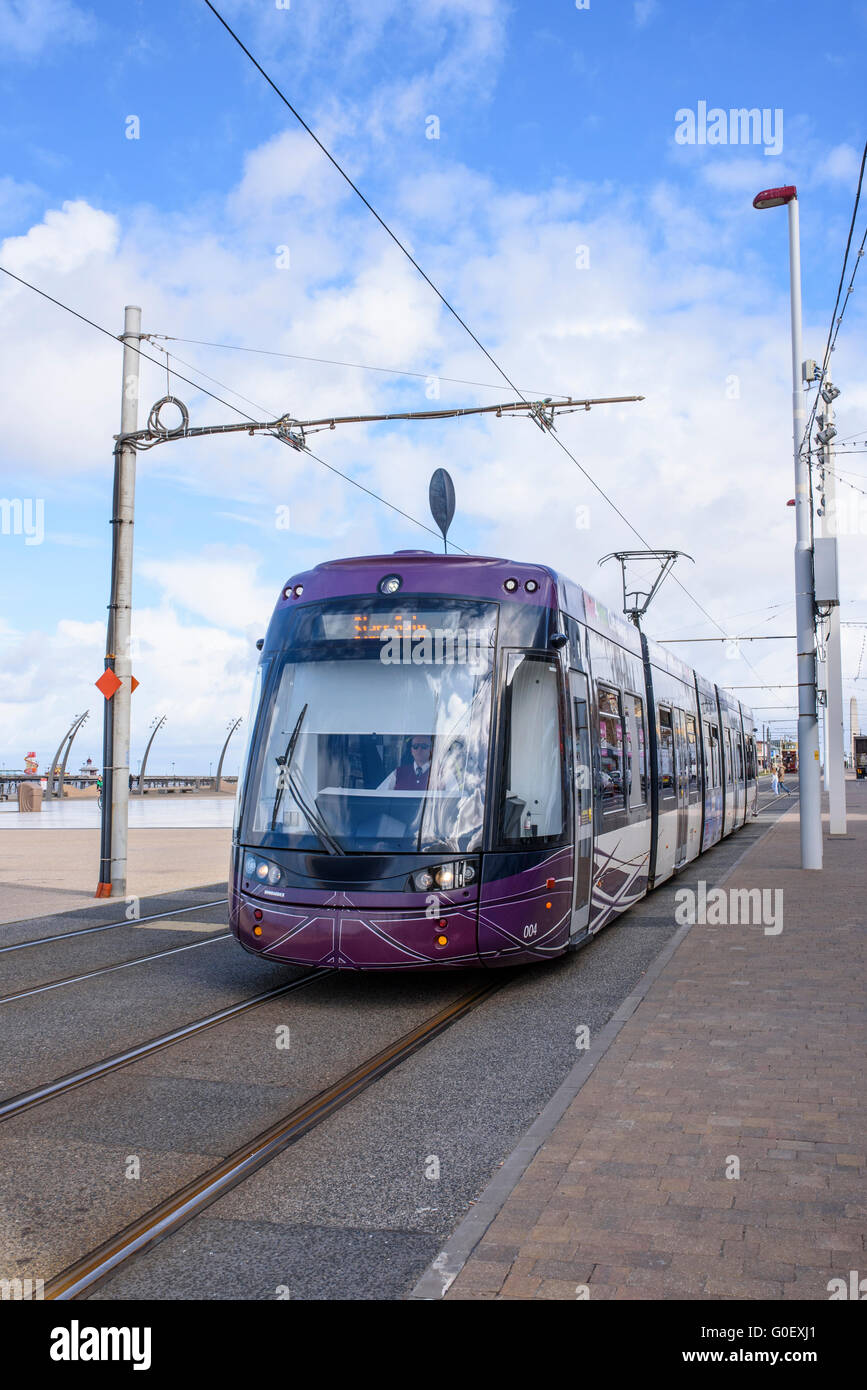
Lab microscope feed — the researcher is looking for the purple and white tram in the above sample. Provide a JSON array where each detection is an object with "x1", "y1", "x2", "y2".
[{"x1": 229, "y1": 551, "x2": 759, "y2": 970}]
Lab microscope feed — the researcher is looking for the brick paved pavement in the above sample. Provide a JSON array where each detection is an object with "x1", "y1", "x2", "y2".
[{"x1": 446, "y1": 782, "x2": 866, "y2": 1300}]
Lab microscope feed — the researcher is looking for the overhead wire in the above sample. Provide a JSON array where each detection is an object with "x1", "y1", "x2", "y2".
[
  {"x1": 0, "y1": 263, "x2": 466, "y2": 550},
  {"x1": 800, "y1": 138, "x2": 867, "y2": 462},
  {"x1": 200, "y1": 0, "x2": 791, "y2": 707},
  {"x1": 149, "y1": 334, "x2": 571, "y2": 399}
]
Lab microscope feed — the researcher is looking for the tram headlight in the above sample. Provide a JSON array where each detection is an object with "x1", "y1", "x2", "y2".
[
  {"x1": 409, "y1": 861, "x2": 476, "y2": 892},
  {"x1": 379, "y1": 573, "x2": 402, "y2": 595},
  {"x1": 243, "y1": 853, "x2": 283, "y2": 888}
]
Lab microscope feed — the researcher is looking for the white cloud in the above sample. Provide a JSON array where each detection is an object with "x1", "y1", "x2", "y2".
[
  {"x1": 0, "y1": 0, "x2": 95, "y2": 58},
  {"x1": 2, "y1": 123, "x2": 866, "y2": 765},
  {"x1": 0, "y1": 175, "x2": 42, "y2": 224},
  {"x1": 137, "y1": 549, "x2": 278, "y2": 635},
  {"x1": 816, "y1": 142, "x2": 863, "y2": 185},
  {"x1": 1, "y1": 199, "x2": 117, "y2": 276},
  {"x1": 634, "y1": 0, "x2": 659, "y2": 27}
]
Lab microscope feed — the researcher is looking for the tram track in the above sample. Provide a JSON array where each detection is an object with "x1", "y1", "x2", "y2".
[
  {"x1": 6, "y1": 794, "x2": 792, "y2": 1299},
  {"x1": 0, "y1": 971, "x2": 326, "y2": 1121},
  {"x1": 0, "y1": 898, "x2": 230, "y2": 954},
  {"x1": 43, "y1": 977, "x2": 502, "y2": 1299},
  {"x1": 0, "y1": 932, "x2": 232, "y2": 1005}
]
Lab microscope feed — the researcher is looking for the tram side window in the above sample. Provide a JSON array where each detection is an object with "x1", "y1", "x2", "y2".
[
  {"x1": 598, "y1": 686, "x2": 625, "y2": 812},
  {"x1": 685, "y1": 714, "x2": 699, "y2": 795},
  {"x1": 625, "y1": 693, "x2": 647, "y2": 808},
  {"x1": 746, "y1": 736, "x2": 757, "y2": 780},
  {"x1": 724, "y1": 728, "x2": 733, "y2": 785},
  {"x1": 658, "y1": 707, "x2": 675, "y2": 799},
  {"x1": 735, "y1": 735, "x2": 744, "y2": 782},
  {"x1": 708, "y1": 725, "x2": 721, "y2": 787},
  {"x1": 500, "y1": 655, "x2": 565, "y2": 844}
]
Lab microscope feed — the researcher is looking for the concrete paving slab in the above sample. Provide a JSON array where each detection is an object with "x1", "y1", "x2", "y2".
[{"x1": 0, "y1": 823, "x2": 231, "y2": 924}]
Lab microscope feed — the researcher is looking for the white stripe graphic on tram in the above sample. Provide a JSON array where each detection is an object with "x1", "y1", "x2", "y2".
[
  {"x1": 261, "y1": 915, "x2": 321, "y2": 953},
  {"x1": 343, "y1": 918, "x2": 441, "y2": 963},
  {"x1": 477, "y1": 906, "x2": 571, "y2": 956}
]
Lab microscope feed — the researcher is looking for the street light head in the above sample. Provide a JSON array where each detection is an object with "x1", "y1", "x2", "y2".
[
  {"x1": 821, "y1": 383, "x2": 841, "y2": 404},
  {"x1": 816, "y1": 425, "x2": 837, "y2": 446},
  {"x1": 752, "y1": 185, "x2": 797, "y2": 209}
]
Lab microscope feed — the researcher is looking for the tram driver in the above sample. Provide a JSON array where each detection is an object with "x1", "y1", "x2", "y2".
[{"x1": 377, "y1": 735, "x2": 434, "y2": 792}]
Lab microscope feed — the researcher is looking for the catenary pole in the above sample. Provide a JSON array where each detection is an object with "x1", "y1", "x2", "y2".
[
  {"x1": 787, "y1": 198, "x2": 822, "y2": 868},
  {"x1": 753, "y1": 186, "x2": 823, "y2": 868},
  {"x1": 786, "y1": 199, "x2": 822, "y2": 866},
  {"x1": 819, "y1": 386, "x2": 846, "y2": 834},
  {"x1": 97, "y1": 305, "x2": 141, "y2": 896}
]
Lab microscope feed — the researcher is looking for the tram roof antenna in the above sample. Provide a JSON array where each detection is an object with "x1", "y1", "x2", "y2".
[
  {"x1": 429, "y1": 468, "x2": 456, "y2": 554},
  {"x1": 598, "y1": 549, "x2": 694, "y2": 629}
]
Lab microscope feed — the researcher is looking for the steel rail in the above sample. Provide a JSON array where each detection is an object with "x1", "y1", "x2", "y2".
[
  {"x1": 45, "y1": 978, "x2": 501, "y2": 1299},
  {"x1": 0, "y1": 898, "x2": 229, "y2": 954},
  {"x1": 0, "y1": 971, "x2": 325, "y2": 1122},
  {"x1": 0, "y1": 933, "x2": 231, "y2": 1005}
]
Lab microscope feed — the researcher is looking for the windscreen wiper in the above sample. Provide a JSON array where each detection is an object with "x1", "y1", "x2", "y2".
[
  {"x1": 286, "y1": 766, "x2": 345, "y2": 856},
  {"x1": 271, "y1": 702, "x2": 308, "y2": 830}
]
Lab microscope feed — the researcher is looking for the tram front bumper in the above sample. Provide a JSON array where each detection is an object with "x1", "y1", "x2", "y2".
[{"x1": 233, "y1": 894, "x2": 480, "y2": 970}]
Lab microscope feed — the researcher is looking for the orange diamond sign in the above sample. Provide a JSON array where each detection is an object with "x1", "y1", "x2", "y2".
[
  {"x1": 130, "y1": 676, "x2": 139, "y2": 693},
  {"x1": 95, "y1": 669, "x2": 122, "y2": 700}
]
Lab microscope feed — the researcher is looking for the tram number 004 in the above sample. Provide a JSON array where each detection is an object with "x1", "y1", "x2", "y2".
[{"x1": 522, "y1": 923, "x2": 538, "y2": 939}]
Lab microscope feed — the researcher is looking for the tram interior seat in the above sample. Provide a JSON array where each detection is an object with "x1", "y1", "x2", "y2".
[{"x1": 502, "y1": 793, "x2": 526, "y2": 839}]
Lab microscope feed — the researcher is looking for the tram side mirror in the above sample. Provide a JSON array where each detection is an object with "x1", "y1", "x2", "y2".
[
  {"x1": 256, "y1": 638, "x2": 264, "y2": 650},
  {"x1": 549, "y1": 633, "x2": 568, "y2": 650}
]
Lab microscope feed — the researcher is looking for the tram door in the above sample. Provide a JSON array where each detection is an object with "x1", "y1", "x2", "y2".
[
  {"x1": 569, "y1": 670, "x2": 593, "y2": 936},
  {"x1": 673, "y1": 708, "x2": 689, "y2": 869}
]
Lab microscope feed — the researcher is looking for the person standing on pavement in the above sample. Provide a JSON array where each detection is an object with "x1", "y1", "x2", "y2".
[{"x1": 770, "y1": 763, "x2": 779, "y2": 796}]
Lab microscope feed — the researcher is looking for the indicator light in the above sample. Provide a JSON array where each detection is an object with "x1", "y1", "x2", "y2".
[
  {"x1": 253, "y1": 926, "x2": 263, "y2": 937},
  {"x1": 545, "y1": 901, "x2": 552, "y2": 909},
  {"x1": 546, "y1": 877, "x2": 555, "y2": 890},
  {"x1": 436, "y1": 934, "x2": 448, "y2": 947},
  {"x1": 253, "y1": 909, "x2": 263, "y2": 921},
  {"x1": 439, "y1": 917, "x2": 448, "y2": 928}
]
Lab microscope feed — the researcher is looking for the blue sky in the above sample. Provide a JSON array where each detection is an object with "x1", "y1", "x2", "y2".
[{"x1": 1, "y1": 0, "x2": 866, "y2": 771}]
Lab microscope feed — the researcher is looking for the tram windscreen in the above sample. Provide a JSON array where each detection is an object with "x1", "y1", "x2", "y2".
[{"x1": 242, "y1": 599, "x2": 497, "y2": 854}]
